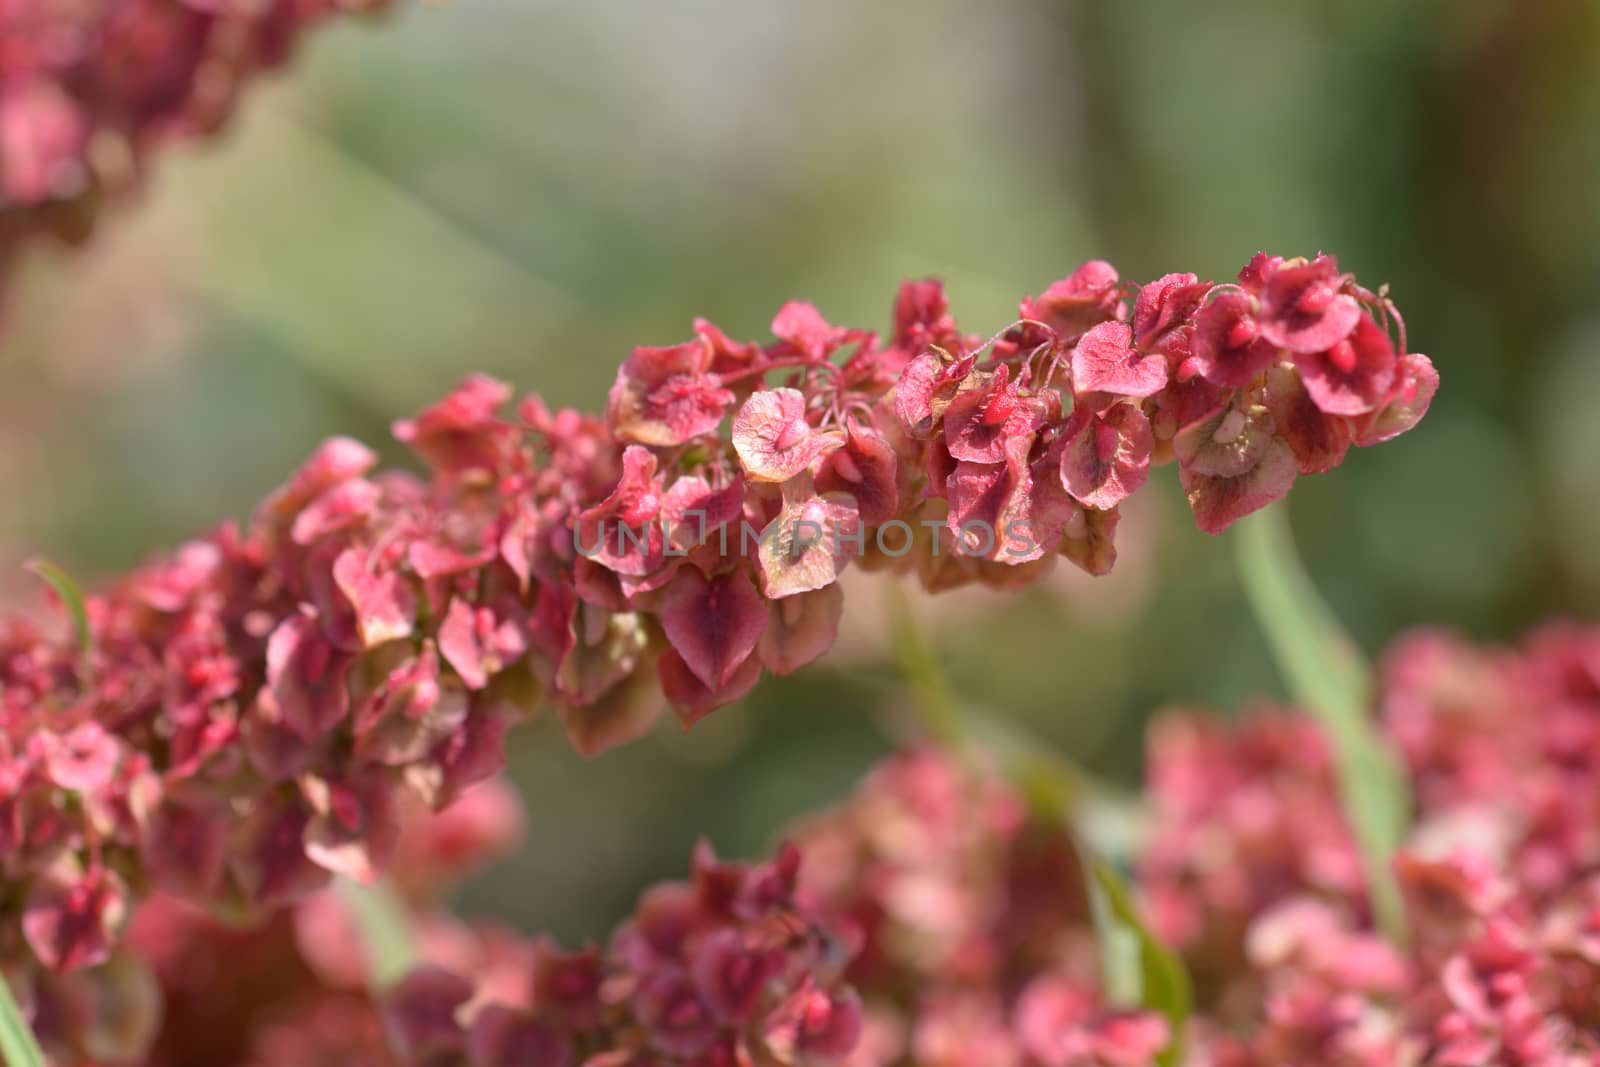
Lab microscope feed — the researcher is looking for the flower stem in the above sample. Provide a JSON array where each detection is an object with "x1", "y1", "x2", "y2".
[
  {"x1": 1234, "y1": 502, "x2": 1410, "y2": 944},
  {"x1": 0, "y1": 971, "x2": 46, "y2": 1067}
]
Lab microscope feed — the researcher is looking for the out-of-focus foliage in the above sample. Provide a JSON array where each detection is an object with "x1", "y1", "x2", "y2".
[{"x1": 2, "y1": 0, "x2": 1596, "y2": 942}]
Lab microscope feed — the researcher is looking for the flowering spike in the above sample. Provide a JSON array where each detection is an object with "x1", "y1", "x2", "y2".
[{"x1": 0, "y1": 253, "x2": 1432, "y2": 999}]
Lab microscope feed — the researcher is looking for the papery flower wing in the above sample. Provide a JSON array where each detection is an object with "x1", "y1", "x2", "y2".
[
  {"x1": 759, "y1": 583, "x2": 844, "y2": 676},
  {"x1": 1181, "y1": 437, "x2": 1298, "y2": 533},
  {"x1": 1355, "y1": 352, "x2": 1438, "y2": 446},
  {"x1": 227, "y1": 794, "x2": 331, "y2": 912},
  {"x1": 659, "y1": 644, "x2": 765, "y2": 727},
  {"x1": 468, "y1": 1004, "x2": 575, "y2": 1067},
  {"x1": 607, "y1": 339, "x2": 734, "y2": 447},
  {"x1": 392, "y1": 374, "x2": 516, "y2": 478},
  {"x1": 816, "y1": 420, "x2": 900, "y2": 526},
  {"x1": 690, "y1": 927, "x2": 784, "y2": 1024},
  {"x1": 1059, "y1": 403, "x2": 1153, "y2": 510},
  {"x1": 257, "y1": 613, "x2": 353, "y2": 739},
  {"x1": 556, "y1": 658, "x2": 666, "y2": 758},
  {"x1": 661, "y1": 566, "x2": 768, "y2": 690},
  {"x1": 942, "y1": 366, "x2": 1049, "y2": 464},
  {"x1": 22, "y1": 865, "x2": 128, "y2": 972},
  {"x1": 756, "y1": 477, "x2": 863, "y2": 598},
  {"x1": 1264, "y1": 366, "x2": 1353, "y2": 474},
  {"x1": 1294, "y1": 313, "x2": 1397, "y2": 416},
  {"x1": 1257, "y1": 254, "x2": 1362, "y2": 354},
  {"x1": 379, "y1": 967, "x2": 473, "y2": 1060},
  {"x1": 555, "y1": 607, "x2": 651, "y2": 707},
  {"x1": 1058, "y1": 504, "x2": 1121, "y2": 576},
  {"x1": 891, "y1": 278, "x2": 959, "y2": 351},
  {"x1": 35, "y1": 721, "x2": 120, "y2": 794},
  {"x1": 695, "y1": 317, "x2": 764, "y2": 376},
  {"x1": 733, "y1": 388, "x2": 843, "y2": 483},
  {"x1": 1133, "y1": 271, "x2": 1209, "y2": 354},
  {"x1": 573, "y1": 445, "x2": 668, "y2": 576},
  {"x1": 893, "y1": 351, "x2": 974, "y2": 440},
  {"x1": 1071, "y1": 321, "x2": 1167, "y2": 398},
  {"x1": 771, "y1": 301, "x2": 847, "y2": 361},
  {"x1": 1021, "y1": 260, "x2": 1122, "y2": 340},
  {"x1": 946, "y1": 446, "x2": 1034, "y2": 564},
  {"x1": 661, "y1": 473, "x2": 746, "y2": 551},
  {"x1": 353, "y1": 642, "x2": 471, "y2": 766},
  {"x1": 290, "y1": 478, "x2": 381, "y2": 546},
  {"x1": 332, "y1": 546, "x2": 415, "y2": 649},
  {"x1": 141, "y1": 800, "x2": 228, "y2": 899},
  {"x1": 1191, "y1": 291, "x2": 1278, "y2": 388},
  {"x1": 439, "y1": 597, "x2": 492, "y2": 690},
  {"x1": 254, "y1": 436, "x2": 378, "y2": 541},
  {"x1": 302, "y1": 771, "x2": 400, "y2": 884},
  {"x1": 1173, "y1": 398, "x2": 1276, "y2": 479}
]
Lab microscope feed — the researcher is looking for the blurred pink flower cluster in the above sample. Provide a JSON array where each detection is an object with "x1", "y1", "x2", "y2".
[
  {"x1": 0, "y1": 0, "x2": 389, "y2": 302},
  {"x1": 379, "y1": 840, "x2": 862, "y2": 1067},
  {"x1": 25, "y1": 617, "x2": 1597, "y2": 1066},
  {"x1": 18, "y1": 776, "x2": 523, "y2": 1066},
  {"x1": 0, "y1": 259, "x2": 1434, "y2": 1003},
  {"x1": 1141, "y1": 622, "x2": 1600, "y2": 1065},
  {"x1": 789, "y1": 748, "x2": 1168, "y2": 1067}
]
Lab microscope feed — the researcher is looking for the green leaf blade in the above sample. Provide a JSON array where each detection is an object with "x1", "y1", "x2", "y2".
[
  {"x1": 1234, "y1": 504, "x2": 1410, "y2": 943},
  {"x1": 0, "y1": 971, "x2": 48, "y2": 1067}
]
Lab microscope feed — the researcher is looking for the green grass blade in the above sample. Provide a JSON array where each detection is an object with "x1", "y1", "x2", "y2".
[
  {"x1": 1092, "y1": 859, "x2": 1193, "y2": 1067},
  {"x1": 0, "y1": 972, "x2": 47, "y2": 1067},
  {"x1": 25, "y1": 558, "x2": 90, "y2": 658},
  {"x1": 335, "y1": 878, "x2": 417, "y2": 990},
  {"x1": 1233, "y1": 503, "x2": 1410, "y2": 943}
]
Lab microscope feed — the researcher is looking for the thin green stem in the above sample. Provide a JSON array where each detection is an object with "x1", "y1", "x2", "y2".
[
  {"x1": 1234, "y1": 502, "x2": 1410, "y2": 944},
  {"x1": 881, "y1": 584, "x2": 967, "y2": 750}
]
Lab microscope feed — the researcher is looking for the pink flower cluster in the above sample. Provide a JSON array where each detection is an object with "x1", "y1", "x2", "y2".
[
  {"x1": 0, "y1": 0, "x2": 389, "y2": 292},
  {"x1": 378, "y1": 841, "x2": 863, "y2": 1067},
  {"x1": 0, "y1": 259, "x2": 1431, "y2": 1010}
]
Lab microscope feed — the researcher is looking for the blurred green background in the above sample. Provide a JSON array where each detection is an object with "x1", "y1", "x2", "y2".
[{"x1": 2, "y1": 0, "x2": 1598, "y2": 941}]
